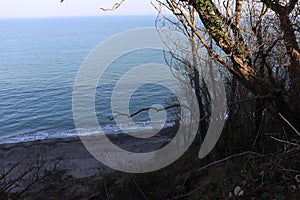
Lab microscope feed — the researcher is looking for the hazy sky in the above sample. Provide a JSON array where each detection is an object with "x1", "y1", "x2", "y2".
[{"x1": 0, "y1": 0, "x2": 157, "y2": 18}]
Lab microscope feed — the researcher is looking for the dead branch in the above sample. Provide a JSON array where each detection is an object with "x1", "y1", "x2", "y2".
[
  {"x1": 196, "y1": 151, "x2": 265, "y2": 172},
  {"x1": 100, "y1": 0, "x2": 126, "y2": 12},
  {"x1": 278, "y1": 113, "x2": 300, "y2": 137},
  {"x1": 132, "y1": 179, "x2": 149, "y2": 200},
  {"x1": 270, "y1": 136, "x2": 300, "y2": 147},
  {"x1": 1, "y1": 149, "x2": 64, "y2": 197},
  {"x1": 108, "y1": 104, "x2": 181, "y2": 121},
  {"x1": 60, "y1": 0, "x2": 126, "y2": 12}
]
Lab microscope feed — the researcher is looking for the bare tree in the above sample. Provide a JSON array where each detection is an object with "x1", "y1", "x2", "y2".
[
  {"x1": 0, "y1": 150, "x2": 63, "y2": 198},
  {"x1": 153, "y1": 0, "x2": 300, "y2": 135},
  {"x1": 60, "y1": 0, "x2": 299, "y2": 142}
]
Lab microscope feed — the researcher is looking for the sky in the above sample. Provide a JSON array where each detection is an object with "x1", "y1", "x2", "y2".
[{"x1": 0, "y1": 0, "x2": 157, "y2": 18}]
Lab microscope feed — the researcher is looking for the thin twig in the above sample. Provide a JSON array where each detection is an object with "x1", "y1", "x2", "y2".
[
  {"x1": 108, "y1": 104, "x2": 181, "y2": 120},
  {"x1": 270, "y1": 136, "x2": 300, "y2": 147},
  {"x1": 197, "y1": 151, "x2": 264, "y2": 172},
  {"x1": 104, "y1": 178, "x2": 110, "y2": 200},
  {"x1": 100, "y1": 0, "x2": 126, "y2": 11},
  {"x1": 278, "y1": 113, "x2": 300, "y2": 137},
  {"x1": 109, "y1": 95, "x2": 272, "y2": 121},
  {"x1": 251, "y1": 108, "x2": 266, "y2": 151},
  {"x1": 278, "y1": 168, "x2": 300, "y2": 173},
  {"x1": 132, "y1": 179, "x2": 149, "y2": 200}
]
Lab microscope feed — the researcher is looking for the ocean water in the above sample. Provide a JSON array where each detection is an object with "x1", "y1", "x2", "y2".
[{"x1": 0, "y1": 16, "x2": 180, "y2": 143}]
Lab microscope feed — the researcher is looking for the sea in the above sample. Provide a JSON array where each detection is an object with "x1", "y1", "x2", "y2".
[{"x1": 0, "y1": 16, "x2": 181, "y2": 144}]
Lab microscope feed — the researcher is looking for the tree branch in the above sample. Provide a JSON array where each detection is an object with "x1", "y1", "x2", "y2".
[
  {"x1": 100, "y1": 0, "x2": 126, "y2": 11},
  {"x1": 108, "y1": 104, "x2": 181, "y2": 121}
]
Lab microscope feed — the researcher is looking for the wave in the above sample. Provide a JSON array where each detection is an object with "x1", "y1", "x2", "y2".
[{"x1": 0, "y1": 120, "x2": 177, "y2": 144}]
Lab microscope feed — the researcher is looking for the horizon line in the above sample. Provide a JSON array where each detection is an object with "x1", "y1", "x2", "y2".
[{"x1": 0, "y1": 14, "x2": 159, "y2": 20}]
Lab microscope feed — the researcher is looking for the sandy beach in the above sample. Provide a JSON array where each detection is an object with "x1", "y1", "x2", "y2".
[{"x1": 0, "y1": 127, "x2": 175, "y2": 194}]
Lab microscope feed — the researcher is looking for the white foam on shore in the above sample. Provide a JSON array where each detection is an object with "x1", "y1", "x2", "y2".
[{"x1": 0, "y1": 120, "x2": 177, "y2": 144}]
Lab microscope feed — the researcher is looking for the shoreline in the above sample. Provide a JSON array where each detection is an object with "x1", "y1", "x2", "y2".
[
  {"x1": 0, "y1": 120, "x2": 178, "y2": 145},
  {"x1": 0, "y1": 127, "x2": 176, "y2": 192}
]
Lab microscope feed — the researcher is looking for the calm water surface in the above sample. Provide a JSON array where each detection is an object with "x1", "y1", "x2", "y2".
[{"x1": 0, "y1": 16, "x2": 180, "y2": 143}]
